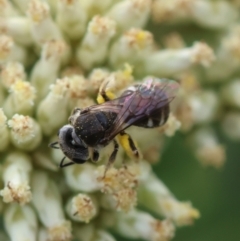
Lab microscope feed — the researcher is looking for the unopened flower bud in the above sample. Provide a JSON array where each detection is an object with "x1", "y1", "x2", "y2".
[
  {"x1": 138, "y1": 164, "x2": 200, "y2": 226},
  {"x1": 0, "y1": 17, "x2": 33, "y2": 46},
  {"x1": 4, "y1": 204, "x2": 38, "y2": 241},
  {"x1": 109, "y1": 29, "x2": 154, "y2": 70},
  {"x1": 31, "y1": 40, "x2": 69, "y2": 102},
  {"x1": 66, "y1": 193, "x2": 99, "y2": 223},
  {"x1": 76, "y1": 16, "x2": 116, "y2": 70},
  {"x1": 107, "y1": 0, "x2": 151, "y2": 32},
  {"x1": 32, "y1": 171, "x2": 72, "y2": 241},
  {"x1": 8, "y1": 114, "x2": 42, "y2": 151},
  {"x1": 37, "y1": 78, "x2": 69, "y2": 136},
  {"x1": 189, "y1": 127, "x2": 226, "y2": 168},
  {"x1": 0, "y1": 61, "x2": 26, "y2": 89},
  {"x1": 152, "y1": 0, "x2": 237, "y2": 29},
  {"x1": 0, "y1": 152, "x2": 32, "y2": 205},
  {"x1": 114, "y1": 209, "x2": 175, "y2": 241},
  {"x1": 56, "y1": 0, "x2": 87, "y2": 40},
  {"x1": 3, "y1": 80, "x2": 36, "y2": 117},
  {"x1": 143, "y1": 42, "x2": 215, "y2": 77},
  {"x1": 27, "y1": 0, "x2": 63, "y2": 44}
]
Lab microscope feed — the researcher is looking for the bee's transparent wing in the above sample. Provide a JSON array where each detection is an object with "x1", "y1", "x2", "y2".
[
  {"x1": 80, "y1": 90, "x2": 135, "y2": 115},
  {"x1": 102, "y1": 78, "x2": 180, "y2": 141}
]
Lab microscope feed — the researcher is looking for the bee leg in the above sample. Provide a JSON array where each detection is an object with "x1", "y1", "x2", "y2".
[
  {"x1": 49, "y1": 141, "x2": 60, "y2": 149},
  {"x1": 97, "y1": 81, "x2": 117, "y2": 104},
  {"x1": 104, "y1": 139, "x2": 119, "y2": 177},
  {"x1": 59, "y1": 156, "x2": 75, "y2": 168},
  {"x1": 117, "y1": 132, "x2": 141, "y2": 160}
]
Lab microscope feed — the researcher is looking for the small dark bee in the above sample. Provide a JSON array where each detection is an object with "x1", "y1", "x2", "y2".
[{"x1": 50, "y1": 78, "x2": 179, "y2": 171}]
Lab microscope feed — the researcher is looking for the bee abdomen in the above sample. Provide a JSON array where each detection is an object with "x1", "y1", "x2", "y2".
[{"x1": 134, "y1": 104, "x2": 170, "y2": 128}]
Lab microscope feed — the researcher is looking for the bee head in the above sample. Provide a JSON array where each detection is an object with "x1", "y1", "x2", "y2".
[{"x1": 57, "y1": 124, "x2": 89, "y2": 164}]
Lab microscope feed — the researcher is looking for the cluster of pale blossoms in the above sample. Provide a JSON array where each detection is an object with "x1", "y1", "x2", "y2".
[{"x1": 0, "y1": 0, "x2": 239, "y2": 240}]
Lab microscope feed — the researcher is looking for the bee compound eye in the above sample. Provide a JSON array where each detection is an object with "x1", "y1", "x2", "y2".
[
  {"x1": 71, "y1": 129, "x2": 88, "y2": 148},
  {"x1": 58, "y1": 125, "x2": 89, "y2": 163},
  {"x1": 61, "y1": 127, "x2": 84, "y2": 149}
]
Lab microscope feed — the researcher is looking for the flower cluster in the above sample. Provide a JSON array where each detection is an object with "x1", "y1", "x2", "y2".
[{"x1": 0, "y1": 0, "x2": 239, "y2": 240}]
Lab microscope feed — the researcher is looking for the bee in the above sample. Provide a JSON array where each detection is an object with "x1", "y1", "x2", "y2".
[{"x1": 50, "y1": 78, "x2": 179, "y2": 172}]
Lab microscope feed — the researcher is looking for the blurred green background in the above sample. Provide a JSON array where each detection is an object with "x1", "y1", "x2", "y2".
[{"x1": 159, "y1": 133, "x2": 240, "y2": 241}]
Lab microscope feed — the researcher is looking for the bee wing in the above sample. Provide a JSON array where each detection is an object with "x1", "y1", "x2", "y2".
[
  {"x1": 103, "y1": 78, "x2": 180, "y2": 140},
  {"x1": 80, "y1": 90, "x2": 135, "y2": 115}
]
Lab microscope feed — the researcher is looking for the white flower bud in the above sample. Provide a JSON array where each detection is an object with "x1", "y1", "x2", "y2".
[
  {"x1": 66, "y1": 193, "x2": 99, "y2": 222},
  {"x1": 190, "y1": 0, "x2": 238, "y2": 29},
  {"x1": 0, "y1": 61, "x2": 26, "y2": 89},
  {"x1": 0, "y1": 17, "x2": 33, "y2": 46},
  {"x1": 188, "y1": 90, "x2": 219, "y2": 124},
  {"x1": 63, "y1": 164, "x2": 100, "y2": 193},
  {"x1": 100, "y1": 188, "x2": 137, "y2": 212},
  {"x1": 32, "y1": 171, "x2": 72, "y2": 241},
  {"x1": 56, "y1": 0, "x2": 87, "y2": 40},
  {"x1": 152, "y1": 0, "x2": 238, "y2": 29},
  {"x1": 0, "y1": 35, "x2": 27, "y2": 65},
  {"x1": 190, "y1": 127, "x2": 226, "y2": 168},
  {"x1": 8, "y1": 114, "x2": 42, "y2": 151},
  {"x1": 4, "y1": 204, "x2": 38, "y2": 241},
  {"x1": 37, "y1": 78, "x2": 69, "y2": 136},
  {"x1": 27, "y1": 0, "x2": 63, "y2": 44},
  {"x1": 106, "y1": 0, "x2": 151, "y2": 32},
  {"x1": 138, "y1": 168, "x2": 200, "y2": 226},
  {"x1": 66, "y1": 75, "x2": 89, "y2": 110},
  {"x1": 3, "y1": 80, "x2": 36, "y2": 117},
  {"x1": 0, "y1": 152, "x2": 32, "y2": 205},
  {"x1": 76, "y1": 16, "x2": 116, "y2": 70},
  {"x1": 114, "y1": 209, "x2": 175, "y2": 241},
  {"x1": 109, "y1": 28, "x2": 154, "y2": 70},
  {"x1": 206, "y1": 26, "x2": 240, "y2": 82},
  {"x1": 143, "y1": 42, "x2": 215, "y2": 77},
  {"x1": 30, "y1": 40, "x2": 69, "y2": 102}
]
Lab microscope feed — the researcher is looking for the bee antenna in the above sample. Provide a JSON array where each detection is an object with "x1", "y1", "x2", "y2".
[
  {"x1": 59, "y1": 156, "x2": 75, "y2": 168},
  {"x1": 49, "y1": 141, "x2": 59, "y2": 149}
]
